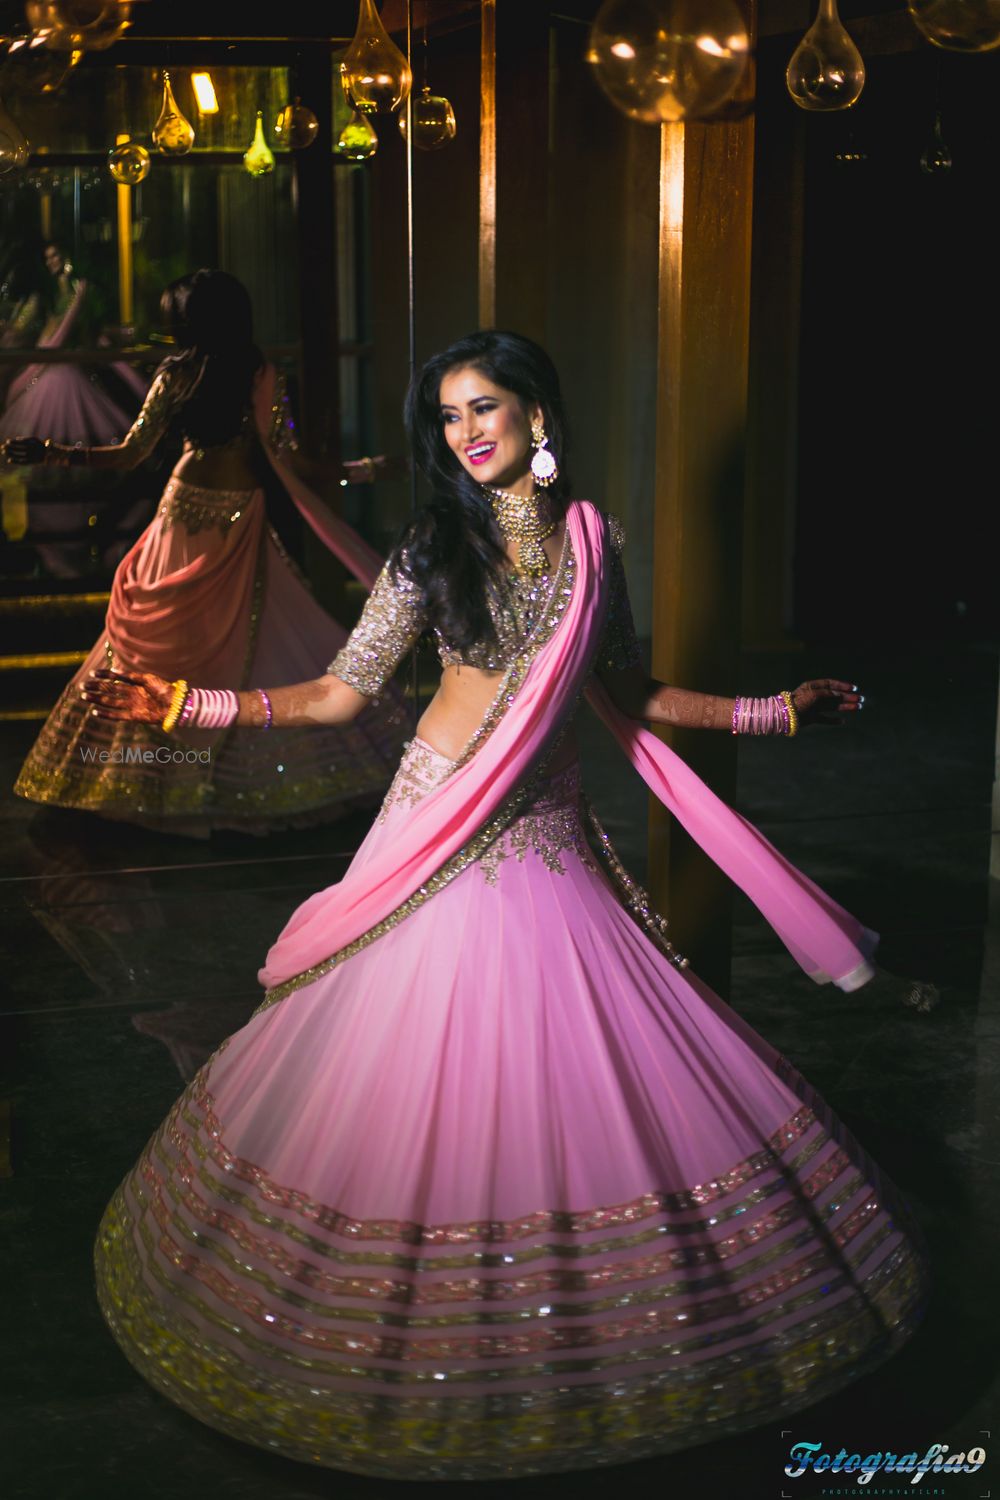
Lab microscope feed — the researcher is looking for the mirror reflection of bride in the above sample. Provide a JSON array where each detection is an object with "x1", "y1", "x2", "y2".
[
  {"x1": 0, "y1": 238, "x2": 151, "y2": 575},
  {"x1": 2, "y1": 268, "x2": 407, "y2": 837}
]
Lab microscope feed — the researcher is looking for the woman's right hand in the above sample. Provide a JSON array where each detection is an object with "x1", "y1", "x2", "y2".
[{"x1": 81, "y1": 669, "x2": 175, "y2": 724}]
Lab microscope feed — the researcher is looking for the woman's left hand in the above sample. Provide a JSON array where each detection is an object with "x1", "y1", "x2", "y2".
[
  {"x1": 1, "y1": 436, "x2": 46, "y2": 466},
  {"x1": 81, "y1": 668, "x2": 175, "y2": 725},
  {"x1": 791, "y1": 679, "x2": 864, "y2": 727}
]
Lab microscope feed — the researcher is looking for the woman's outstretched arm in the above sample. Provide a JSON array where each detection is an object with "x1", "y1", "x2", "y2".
[
  {"x1": 82, "y1": 669, "x2": 372, "y2": 729},
  {"x1": 598, "y1": 662, "x2": 862, "y2": 731},
  {"x1": 0, "y1": 362, "x2": 190, "y2": 472}
]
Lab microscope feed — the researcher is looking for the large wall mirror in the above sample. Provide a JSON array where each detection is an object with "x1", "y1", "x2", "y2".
[{"x1": 0, "y1": 35, "x2": 396, "y2": 587}]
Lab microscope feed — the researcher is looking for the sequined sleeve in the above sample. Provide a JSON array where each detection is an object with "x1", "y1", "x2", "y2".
[
  {"x1": 327, "y1": 555, "x2": 427, "y2": 698},
  {"x1": 596, "y1": 515, "x2": 642, "y2": 673},
  {"x1": 267, "y1": 367, "x2": 299, "y2": 455},
  {"x1": 119, "y1": 367, "x2": 181, "y2": 461}
]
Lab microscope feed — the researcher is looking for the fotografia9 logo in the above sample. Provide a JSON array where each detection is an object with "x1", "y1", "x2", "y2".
[{"x1": 784, "y1": 1440, "x2": 987, "y2": 1486}]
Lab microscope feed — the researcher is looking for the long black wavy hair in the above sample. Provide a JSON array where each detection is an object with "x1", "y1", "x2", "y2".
[
  {"x1": 158, "y1": 270, "x2": 263, "y2": 449},
  {"x1": 400, "y1": 329, "x2": 571, "y2": 655}
]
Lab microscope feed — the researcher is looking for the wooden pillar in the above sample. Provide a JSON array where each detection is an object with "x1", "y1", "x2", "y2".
[
  {"x1": 647, "y1": 14, "x2": 757, "y2": 996},
  {"x1": 291, "y1": 47, "x2": 340, "y2": 464}
]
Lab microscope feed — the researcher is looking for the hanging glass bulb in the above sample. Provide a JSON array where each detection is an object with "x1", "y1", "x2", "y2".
[
  {"x1": 243, "y1": 109, "x2": 275, "y2": 176},
  {"x1": 787, "y1": 0, "x2": 865, "y2": 111},
  {"x1": 920, "y1": 110, "x2": 953, "y2": 172},
  {"x1": 907, "y1": 0, "x2": 1000, "y2": 52},
  {"x1": 342, "y1": 0, "x2": 412, "y2": 116},
  {"x1": 3, "y1": 32, "x2": 82, "y2": 90},
  {"x1": 586, "y1": 0, "x2": 749, "y2": 124},
  {"x1": 108, "y1": 136, "x2": 150, "y2": 184},
  {"x1": 0, "y1": 95, "x2": 31, "y2": 174},
  {"x1": 25, "y1": 1, "x2": 131, "y2": 52},
  {"x1": 398, "y1": 84, "x2": 457, "y2": 150},
  {"x1": 152, "y1": 70, "x2": 195, "y2": 155},
  {"x1": 274, "y1": 97, "x2": 319, "y2": 149},
  {"x1": 335, "y1": 110, "x2": 378, "y2": 162}
]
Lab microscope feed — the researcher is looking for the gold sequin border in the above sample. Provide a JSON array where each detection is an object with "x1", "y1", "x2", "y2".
[
  {"x1": 154, "y1": 1120, "x2": 868, "y2": 1281},
  {"x1": 134, "y1": 1156, "x2": 896, "y2": 1348},
  {"x1": 176, "y1": 1084, "x2": 830, "y2": 1238},
  {"x1": 95, "y1": 1194, "x2": 927, "y2": 1480},
  {"x1": 103, "y1": 1191, "x2": 918, "y2": 1387}
]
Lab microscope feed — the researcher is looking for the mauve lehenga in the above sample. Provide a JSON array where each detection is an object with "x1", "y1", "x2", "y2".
[
  {"x1": 93, "y1": 504, "x2": 928, "y2": 1479},
  {"x1": 0, "y1": 270, "x2": 152, "y2": 576},
  {"x1": 15, "y1": 365, "x2": 407, "y2": 834}
]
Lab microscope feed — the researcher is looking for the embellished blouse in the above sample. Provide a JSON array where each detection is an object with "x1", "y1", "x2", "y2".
[
  {"x1": 328, "y1": 514, "x2": 641, "y2": 697},
  {"x1": 117, "y1": 362, "x2": 296, "y2": 464}
]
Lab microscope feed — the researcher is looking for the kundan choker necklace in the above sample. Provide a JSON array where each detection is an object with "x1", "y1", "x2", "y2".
[{"x1": 483, "y1": 485, "x2": 557, "y2": 577}]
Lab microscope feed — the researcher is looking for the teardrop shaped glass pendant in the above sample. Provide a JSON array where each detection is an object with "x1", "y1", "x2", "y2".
[
  {"x1": 244, "y1": 110, "x2": 275, "y2": 176},
  {"x1": 152, "y1": 70, "x2": 195, "y2": 155},
  {"x1": 342, "y1": 0, "x2": 412, "y2": 116},
  {"x1": 0, "y1": 95, "x2": 31, "y2": 175},
  {"x1": 335, "y1": 109, "x2": 379, "y2": 162},
  {"x1": 787, "y1": 0, "x2": 865, "y2": 111}
]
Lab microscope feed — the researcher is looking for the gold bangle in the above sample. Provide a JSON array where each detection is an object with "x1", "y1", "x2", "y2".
[
  {"x1": 161, "y1": 678, "x2": 189, "y2": 734},
  {"x1": 780, "y1": 689, "x2": 799, "y2": 738}
]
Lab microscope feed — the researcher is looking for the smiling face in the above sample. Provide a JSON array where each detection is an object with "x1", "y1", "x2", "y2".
[
  {"x1": 43, "y1": 244, "x2": 65, "y2": 277},
  {"x1": 438, "y1": 365, "x2": 542, "y2": 496}
]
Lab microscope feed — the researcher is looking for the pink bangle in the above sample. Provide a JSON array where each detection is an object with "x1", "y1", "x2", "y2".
[
  {"x1": 731, "y1": 693, "x2": 794, "y2": 737},
  {"x1": 184, "y1": 688, "x2": 239, "y2": 729},
  {"x1": 258, "y1": 688, "x2": 272, "y2": 729}
]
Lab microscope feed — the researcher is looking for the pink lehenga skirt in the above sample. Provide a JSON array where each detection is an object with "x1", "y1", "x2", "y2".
[
  {"x1": 94, "y1": 737, "x2": 928, "y2": 1480},
  {"x1": 1, "y1": 357, "x2": 152, "y2": 577},
  {"x1": 15, "y1": 476, "x2": 406, "y2": 835}
]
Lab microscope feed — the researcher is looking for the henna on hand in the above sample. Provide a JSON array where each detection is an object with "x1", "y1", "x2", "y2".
[
  {"x1": 646, "y1": 684, "x2": 733, "y2": 731},
  {"x1": 236, "y1": 678, "x2": 356, "y2": 728},
  {"x1": 80, "y1": 668, "x2": 174, "y2": 724}
]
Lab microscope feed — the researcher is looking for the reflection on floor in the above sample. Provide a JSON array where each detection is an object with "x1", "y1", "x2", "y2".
[{"x1": 2, "y1": 642, "x2": 998, "y2": 1499}]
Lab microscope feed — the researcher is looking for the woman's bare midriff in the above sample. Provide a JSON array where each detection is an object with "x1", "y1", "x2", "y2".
[
  {"x1": 415, "y1": 667, "x2": 578, "y2": 768},
  {"x1": 414, "y1": 522, "x2": 572, "y2": 766},
  {"x1": 413, "y1": 522, "x2": 569, "y2": 768}
]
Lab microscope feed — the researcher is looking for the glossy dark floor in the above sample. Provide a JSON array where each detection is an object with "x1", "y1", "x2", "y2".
[{"x1": 2, "y1": 642, "x2": 998, "y2": 1500}]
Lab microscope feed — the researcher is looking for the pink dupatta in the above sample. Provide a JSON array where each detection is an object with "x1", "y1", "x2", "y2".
[
  {"x1": 260, "y1": 500, "x2": 876, "y2": 997},
  {"x1": 252, "y1": 365, "x2": 381, "y2": 592}
]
